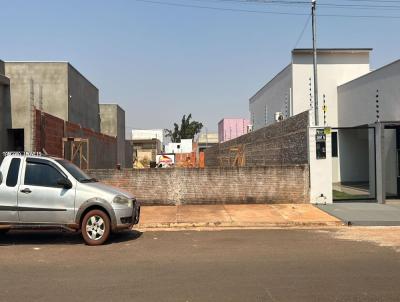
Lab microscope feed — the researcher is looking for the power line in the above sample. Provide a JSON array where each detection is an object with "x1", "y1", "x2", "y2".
[
  {"x1": 238, "y1": 0, "x2": 400, "y2": 7},
  {"x1": 319, "y1": 12, "x2": 400, "y2": 18},
  {"x1": 135, "y1": 0, "x2": 400, "y2": 18},
  {"x1": 319, "y1": 3, "x2": 400, "y2": 10},
  {"x1": 215, "y1": 0, "x2": 309, "y2": 4},
  {"x1": 293, "y1": 13, "x2": 311, "y2": 49},
  {"x1": 134, "y1": 0, "x2": 309, "y2": 15},
  {"x1": 206, "y1": 0, "x2": 400, "y2": 10},
  {"x1": 181, "y1": 0, "x2": 400, "y2": 11},
  {"x1": 237, "y1": 0, "x2": 309, "y2": 3},
  {"x1": 192, "y1": 0, "x2": 308, "y2": 8},
  {"x1": 339, "y1": 0, "x2": 400, "y2": 3}
]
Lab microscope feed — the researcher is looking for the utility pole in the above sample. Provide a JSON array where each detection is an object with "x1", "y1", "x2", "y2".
[
  {"x1": 205, "y1": 127, "x2": 208, "y2": 148},
  {"x1": 311, "y1": 0, "x2": 319, "y2": 126}
]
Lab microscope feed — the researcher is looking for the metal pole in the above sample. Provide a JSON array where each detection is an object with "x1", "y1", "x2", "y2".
[
  {"x1": 205, "y1": 127, "x2": 208, "y2": 148},
  {"x1": 312, "y1": 0, "x2": 319, "y2": 126}
]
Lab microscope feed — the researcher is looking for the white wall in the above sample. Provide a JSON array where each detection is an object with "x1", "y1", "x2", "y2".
[
  {"x1": 337, "y1": 59, "x2": 400, "y2": 200},
  {"x1": 333, "y1": 128, "x2": 376, "y2": 197},
  {"x1": 132, "y1": 129, "x2": 165, "y2": 145},
  {"x1": 292, "y1": 52, "x2": 370, "y2": 127},
  {"x1": 338, "y1": 59, "x2": 400, "y2": 127},
  {"x1": 384, "y1": 129, "x2": 397, "y2": 196},
  {"x1": 250, "y1": 51, "x2": 370, "y2": 131},
  {"x1": 165, "y1": 139, "x2": 192, "y2": 154},
  {"x1": 338, "y1": 129, "x2": 370, "y2": 183},
  {"x1": 249, "y1": 65, "x2": 292, "y2": 130},
  {"x1": 308, "y1": 127, "x2": 333, "y2": 204}
]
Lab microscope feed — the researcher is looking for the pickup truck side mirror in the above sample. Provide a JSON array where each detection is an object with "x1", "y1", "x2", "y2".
[{"x1": 57, "y1": 178, "x2": 73, "y2": 189}]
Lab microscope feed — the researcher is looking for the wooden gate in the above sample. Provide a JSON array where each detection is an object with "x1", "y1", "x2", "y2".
[{"x1": 62, "y1": 138, "x2": 90, "y2": 169}]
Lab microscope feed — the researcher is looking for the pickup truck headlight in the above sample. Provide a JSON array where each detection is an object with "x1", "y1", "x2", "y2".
[{"x1": 112, "y1": 196, "x2": 132, "y2": 207}]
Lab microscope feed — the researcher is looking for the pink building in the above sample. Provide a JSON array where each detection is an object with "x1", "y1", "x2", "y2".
[{"x1": 218, "y1": 118, "x2": 250, "y2": 143}]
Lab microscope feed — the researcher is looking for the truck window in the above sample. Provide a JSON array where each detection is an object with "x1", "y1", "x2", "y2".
[
  {"x1": 6, "y1": 158, "x2": 21, "y2": 187},
  {"x1": 56, "y1": 159, "x2": 92, "y2": 182},
  {"x1": 24, "y1": 162, "x2": 64, "y2": 188}
]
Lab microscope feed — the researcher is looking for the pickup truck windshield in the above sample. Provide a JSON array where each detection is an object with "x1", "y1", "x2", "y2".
[{"x1": 56, "y1": 160, "x2": 97, "y2": 183}]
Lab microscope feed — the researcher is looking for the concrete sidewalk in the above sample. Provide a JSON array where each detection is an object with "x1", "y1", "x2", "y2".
[
  {"x1": 136, "y1": 204, "x2": 342, "y2": 230},
  {"x1": 317, "y1": 203, "x2": 400, "y2": 226}
]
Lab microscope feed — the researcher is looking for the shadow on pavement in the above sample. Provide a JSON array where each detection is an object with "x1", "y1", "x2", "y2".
[
  {"x1": 0, "y1": 229, "x2": 142, "y2": 246},
  {"x1": 109, "y1": 230, "x2": 143, "y2": 243}
]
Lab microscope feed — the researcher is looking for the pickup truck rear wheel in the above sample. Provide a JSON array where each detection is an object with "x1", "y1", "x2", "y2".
[{"x1": 81, "y1": 210, "x2": 110, "y2": 246}]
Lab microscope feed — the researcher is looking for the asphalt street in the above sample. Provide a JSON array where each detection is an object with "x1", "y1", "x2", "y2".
[{"x1": 1, "y1": 228, "x2": 400, "y2": 302}]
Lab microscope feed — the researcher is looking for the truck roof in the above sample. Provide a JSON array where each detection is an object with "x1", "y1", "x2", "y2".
[{"x1": 2, "y1": 152, "x2": 63, "y2": 161}]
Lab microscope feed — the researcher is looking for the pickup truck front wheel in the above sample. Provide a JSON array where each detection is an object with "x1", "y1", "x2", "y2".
[{"x1": 81, "y1": 210, "x2": 111, "y2": 246}]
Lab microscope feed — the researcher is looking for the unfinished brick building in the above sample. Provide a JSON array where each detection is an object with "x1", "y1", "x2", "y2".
[{"x1": 0, "y1": 61, "x2": 131, "y2": 168}]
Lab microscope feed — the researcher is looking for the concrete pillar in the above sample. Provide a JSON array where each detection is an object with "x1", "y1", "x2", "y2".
[
  {"x1": 375, "y1": 123, "x2": 385, "y2": 204},
  {"x1": 368, "y1": 127, "x2": 376, "y2": 199},
  {"x1": 308, "y1": 127, "x2": 333, "y2": 204}
]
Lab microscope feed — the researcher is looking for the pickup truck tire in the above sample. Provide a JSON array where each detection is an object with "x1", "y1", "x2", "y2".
[{"x1": 81, "y1": 209, "x2": 111, "y2": 246}]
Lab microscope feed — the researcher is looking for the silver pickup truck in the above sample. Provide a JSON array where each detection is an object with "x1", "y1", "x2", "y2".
[{"x1": 0, "y1": 153, "x2": 140, "y2": 245}]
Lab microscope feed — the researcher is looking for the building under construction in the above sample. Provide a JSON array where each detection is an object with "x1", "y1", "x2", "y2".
[{"x1": 0, "y1": 61, "x2": 131, "y2": 168}]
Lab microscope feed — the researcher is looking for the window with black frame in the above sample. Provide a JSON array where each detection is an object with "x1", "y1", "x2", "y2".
[
  {"x1": 6, "y1": 158, "x2": 21, "y2": 187},
  {"x1": 332, "y1": 132, "x2": 338, "y2": 158},
  {"x1": 24, "y1": 162, "x2": 64, "y2": 188}
]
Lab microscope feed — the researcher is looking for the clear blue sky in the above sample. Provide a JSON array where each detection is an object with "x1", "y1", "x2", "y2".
[{"x1": 1, "y1": 0, "x2": 399, "y2": 133}]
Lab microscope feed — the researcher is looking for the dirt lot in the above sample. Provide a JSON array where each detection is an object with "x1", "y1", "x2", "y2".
[{"x1": 329, "y1": 226, "x2": 400, "y2": 252}]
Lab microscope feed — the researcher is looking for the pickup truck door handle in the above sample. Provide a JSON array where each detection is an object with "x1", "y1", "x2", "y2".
[{"x1": 20, "y1": 188, "x2": 32, "y2": 194}]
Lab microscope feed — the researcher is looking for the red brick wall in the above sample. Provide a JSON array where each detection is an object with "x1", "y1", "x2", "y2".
[
  {"x1": 34, "y1": 110, "x2": 64, "y2": 157},
  {"x1": 65, "y1": 121, "x2": 116, "y2": 144},
  {"x1": 175, "y1": 152, "x2": 197, "y2": 167},
  {"x1": 34, "y1": 109, "x2": 117, "y2": 168},
  {"x1": 87, "y1": 165, "x2": 310, "y2": 205},
  {"x1": 199, "y1": 152, "x2": 205, "y2": 168}
]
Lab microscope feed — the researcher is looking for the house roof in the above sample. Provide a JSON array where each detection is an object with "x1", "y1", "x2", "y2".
[
  {"x1": 249, "y1": 64, "x2": 292, "y2": 103},
  {"x1": 338, "y1": 58, "x2": 400, "y2": 89},
  {"x1": 4, "y1": 61, "x2": 98, "y2": 90},
  {"x1": 292, "y1": 48, "x2": 372, "y2": 55}
]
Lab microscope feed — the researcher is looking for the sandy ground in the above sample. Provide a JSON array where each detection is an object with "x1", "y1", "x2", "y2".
[{"x1": 320, "y1": 227, "x2": 400, "y2": 252}]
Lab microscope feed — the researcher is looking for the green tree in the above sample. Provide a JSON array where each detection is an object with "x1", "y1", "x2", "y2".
[{"x1": 165, "y1": 114, "x2": 203, "y2": 143}]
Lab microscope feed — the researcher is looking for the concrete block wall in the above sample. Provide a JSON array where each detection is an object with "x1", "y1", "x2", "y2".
[
  {"x1": 5, "y1": 62, "x2": 69, "y2": 151},
  {"x1": 87, "y1": 165, "x2": 309, "y2": 205},
  {"x1": 99, "y1": 104, "x2": 126, "y2": 167},
  {"x1": 205, "y1": 111, "x2": 309, "y2": 167},
  {"x1": 0, "y1": 60, "x2": 11, "y2": 158},
  {"x1": 124, "y1": 140, "x2": 133, "y2": 168},
  {"x1": 4, "y1": 62, "x2": 101, "y2": 151},
  {"x1": 67, "y1": 64, "x2": 100, "y2": 132}
]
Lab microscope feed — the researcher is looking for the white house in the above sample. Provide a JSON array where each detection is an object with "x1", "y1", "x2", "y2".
[
  {"x1": 165, "y1": 139, "x2": 193, "y2": 154},
  {"x1": 132, "y1": 129, "x2": 165, "y2": 145},
  {"x1": 337, "y1": 59, "x2": 400, "y2": 203},
  {"x1": 249, "y1": 48, "x2": 400, "y2": 204},
  {"x1": 250, "y1": 48, "x2": 371, "y2": 129}
]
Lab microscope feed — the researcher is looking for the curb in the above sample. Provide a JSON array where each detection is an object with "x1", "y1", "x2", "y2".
[{"x1": 136, "y1": 220, "x2": 343, "y2": 230}]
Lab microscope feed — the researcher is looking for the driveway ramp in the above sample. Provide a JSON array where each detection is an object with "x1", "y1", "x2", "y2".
[{"x1": 316, "y1": 203, "x2": 400, "y2": 226}]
